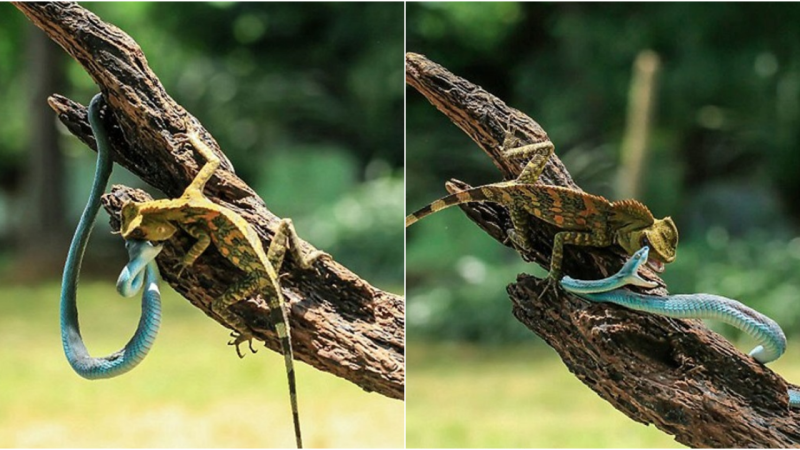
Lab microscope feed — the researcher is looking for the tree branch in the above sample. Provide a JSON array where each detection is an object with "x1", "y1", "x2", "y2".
[
  {"x1": 14, "y1": 2, "x2": 403, "y2": 400},
  {"x1": 406, "y1": 52, "x2": 800, "y2": 447}
]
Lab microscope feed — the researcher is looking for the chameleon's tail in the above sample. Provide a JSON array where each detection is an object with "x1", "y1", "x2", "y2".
[
  {"x1": 271, "y1": 305, "x2": 303, "y2": 448},
  {"x1": 406, "y1": 185, "x2": 499, "y2": 227}
]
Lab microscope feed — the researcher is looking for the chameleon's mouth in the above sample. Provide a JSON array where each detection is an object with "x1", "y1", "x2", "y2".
[{"x1": 647, "y1": 258, "x2": 665, "y2": 273}]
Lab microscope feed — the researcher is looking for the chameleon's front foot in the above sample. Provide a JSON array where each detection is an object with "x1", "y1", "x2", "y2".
[
  {"x1": 538, "y1": 273, "x2": 562, "y2": 299},
  {"x1": 172, "y1": 248, "x2": 204, "y2": 278},
  {"x1": 300, "y1": 249, "x2": 330, "y2": 269},
  {"x1": 173, "y1": 261, "x2": 191, "y2": 279},
  {"x1": 228, "y1": 332, "x2": 258, "y2": 358}
]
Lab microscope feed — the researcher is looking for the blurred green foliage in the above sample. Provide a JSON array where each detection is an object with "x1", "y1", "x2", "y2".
[
  {"x1": 0, "y1": 3, "x2": 403, "y2": 289},
  {"x1": 407, "y1": 3, "x2": 800, "y2": 340}
]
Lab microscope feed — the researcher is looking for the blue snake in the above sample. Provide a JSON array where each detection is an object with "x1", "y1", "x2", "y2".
[
  {"x1": 60, "y1": 93, "x2": 163, "y2": 379},
  {"x1": 561, "y1": 246, "x2": 800, "y2": 408}
]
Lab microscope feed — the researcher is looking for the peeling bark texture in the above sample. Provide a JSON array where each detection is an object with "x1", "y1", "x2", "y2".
[
  {"x1": 14, "y1": 2, "x2": 403, "y2": 400},
  {"x1": 406, "y1": 52, "x2": 800, "y2": 447}
]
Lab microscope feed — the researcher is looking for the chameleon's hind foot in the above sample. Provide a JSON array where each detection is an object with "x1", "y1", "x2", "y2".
[
  {"x1": 298, "y1": 249, "x2": 330, "y2": 270},
  {"x1": 499, "y1": 116, "x2": 555, "y2": 184},
  {"x1": 270, "y1": 218, "x2": 331, "y2": 271},
  {"x1": 228, "y1": 332, "x2": 258, "y2": 358},
  {"x1": 172, "y1": 127, "x2": 200, "y2": 152}
]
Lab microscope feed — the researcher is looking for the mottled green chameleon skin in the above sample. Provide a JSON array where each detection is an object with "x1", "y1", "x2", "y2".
[
  {"x1": 120, "y1": 129, "x2": 324, "y2": 449},
  {"x1": 406, "y1": 135, "x2": 678, "y2": 280}
]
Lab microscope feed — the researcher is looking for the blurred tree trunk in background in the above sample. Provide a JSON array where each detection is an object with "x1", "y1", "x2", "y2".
[
  {"x1": 20, "y1": 23, "x2": 68, "y2": 278},
  {"x1": 616, "y1": 50, "x2": 660, "y2": 200}
]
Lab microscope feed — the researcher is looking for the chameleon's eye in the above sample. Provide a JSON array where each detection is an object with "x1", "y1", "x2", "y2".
[{"x1": 640, "y1": 235, "x2": 651, "y2": 249}]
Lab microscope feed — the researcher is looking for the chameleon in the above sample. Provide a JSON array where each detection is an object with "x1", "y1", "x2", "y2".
[
  {"x1": 118, "y1": 123, "x2": 327, "y2": 449},
  {"x1": 561, "y1": 245, "x2": 800, "y2": 408},
  {"x1": 406, "y1": 133, "x2": 679, "y2": 282},
  {"x1": 60, "y1": 93, "x2": 164, "y2": 379}
]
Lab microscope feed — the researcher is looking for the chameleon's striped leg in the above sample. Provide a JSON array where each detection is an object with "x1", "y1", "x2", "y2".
[
  {"x1": 180, "y1": 130, "x2": 221, "y2": 197},
  {"x1": 548, "y1": 230, "x2": 612, "y2": 280},
  {"x1": 176, "y1": 223, "x2": 211, "y2": 276},
  {"x1": 500, "y1": 138, "x2": 554, "y2": 185},
  {"x1": 211, "y1": 272, "x2": 261, "y2": 353},
  {"x1": 507, "y1": 199, "x2": 535, "y2": 252},
  {"x1": 268, "y1": 218, "x2": 328, "y2": 272},
  {"x1": 532, "y1": 230, "x2": 606, "y2": 299},
  {"x1": 500, "y1": 137, "x2": 555, "y2": 250}
]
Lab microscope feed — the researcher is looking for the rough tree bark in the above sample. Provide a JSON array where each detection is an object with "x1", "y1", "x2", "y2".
[
  {"x1": 13, "y1": 2, "x2": 403, "y2": 400},
  {"x1": 21, "y1": 21, "x2": 68, "y2": 277},
  {"x1": 406, "y1": 52, "x2": 800, "y2": 447}
]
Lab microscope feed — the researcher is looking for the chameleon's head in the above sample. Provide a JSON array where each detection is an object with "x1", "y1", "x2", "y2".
[
  {"x1": 616, "y1": 216, "x2": 678, "y2": 273},
  {"x1": 120, "y1": 202, "x2": 178, "y2": 242}
]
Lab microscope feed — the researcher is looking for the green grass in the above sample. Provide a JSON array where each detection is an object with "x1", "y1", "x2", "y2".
[
  {"x1": 407, "y1": 342, "x2": 688, "y2": 448},
  {"x1": 0, "y1": 282, "x2": 403, "y2": 448}
]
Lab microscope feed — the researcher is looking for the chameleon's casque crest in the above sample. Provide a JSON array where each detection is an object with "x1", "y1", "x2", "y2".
[{"x1": 614, "y1": 216, "x2": 678, "y2": 270}]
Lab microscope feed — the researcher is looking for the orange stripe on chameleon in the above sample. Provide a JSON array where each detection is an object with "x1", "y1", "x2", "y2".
[
  {"x1": 548, "y1": 189, "x2": 563, "y2": 209},
  {"x1": 581, "y1": 196, "x2": 599, "y2": 217},
  {"x1": 456, "y1": 191, "x2": 472, "y2": 202}
]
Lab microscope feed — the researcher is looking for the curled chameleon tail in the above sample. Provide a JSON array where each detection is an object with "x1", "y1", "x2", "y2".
[
  {"x1": 60, "y1": 93, "x2": 163, "y2": 379},
  {"x1": 561, "y1": 246, "x2": 800, "y2": 408}
]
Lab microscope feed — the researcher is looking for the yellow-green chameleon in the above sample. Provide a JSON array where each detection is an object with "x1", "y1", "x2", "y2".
[
  {"x1": 120, "y1": 124, "x2": 327, "y2": 448},
  {"x1": 407, "y1": 134, "x2": 679, "y2": 282}
]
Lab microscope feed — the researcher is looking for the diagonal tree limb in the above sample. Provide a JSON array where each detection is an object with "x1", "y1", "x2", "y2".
[
  {"x1": 406, "y1": 52, "x2": 800, "y2": 447},
  {"x1": 14, "y1": 2, "x2": 403, "y2": 400}
]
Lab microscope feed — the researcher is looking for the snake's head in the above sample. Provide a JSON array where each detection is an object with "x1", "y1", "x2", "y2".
[
  {"x1": 120, "y1": 202, "x2": 179, "y2": 242},
  {"x1": 617, "y1": 217, "x2": 678, "y2": 273}
]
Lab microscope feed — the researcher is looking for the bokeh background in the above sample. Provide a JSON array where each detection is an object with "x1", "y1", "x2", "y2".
[
  {"x1": 406, "y1": 3, "x2": 800, "y2": 448},
  {"x1": 0, "y1": 3, "x2": 403, "y2": 447}
]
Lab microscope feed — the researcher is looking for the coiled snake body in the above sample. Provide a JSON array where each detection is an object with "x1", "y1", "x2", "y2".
[
  {"x1": 60, "y1": 93, "x2": 163, "y2": 379},
  {"x1": 560, "y1": 246, "x2": 800, "y2": 407}
]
